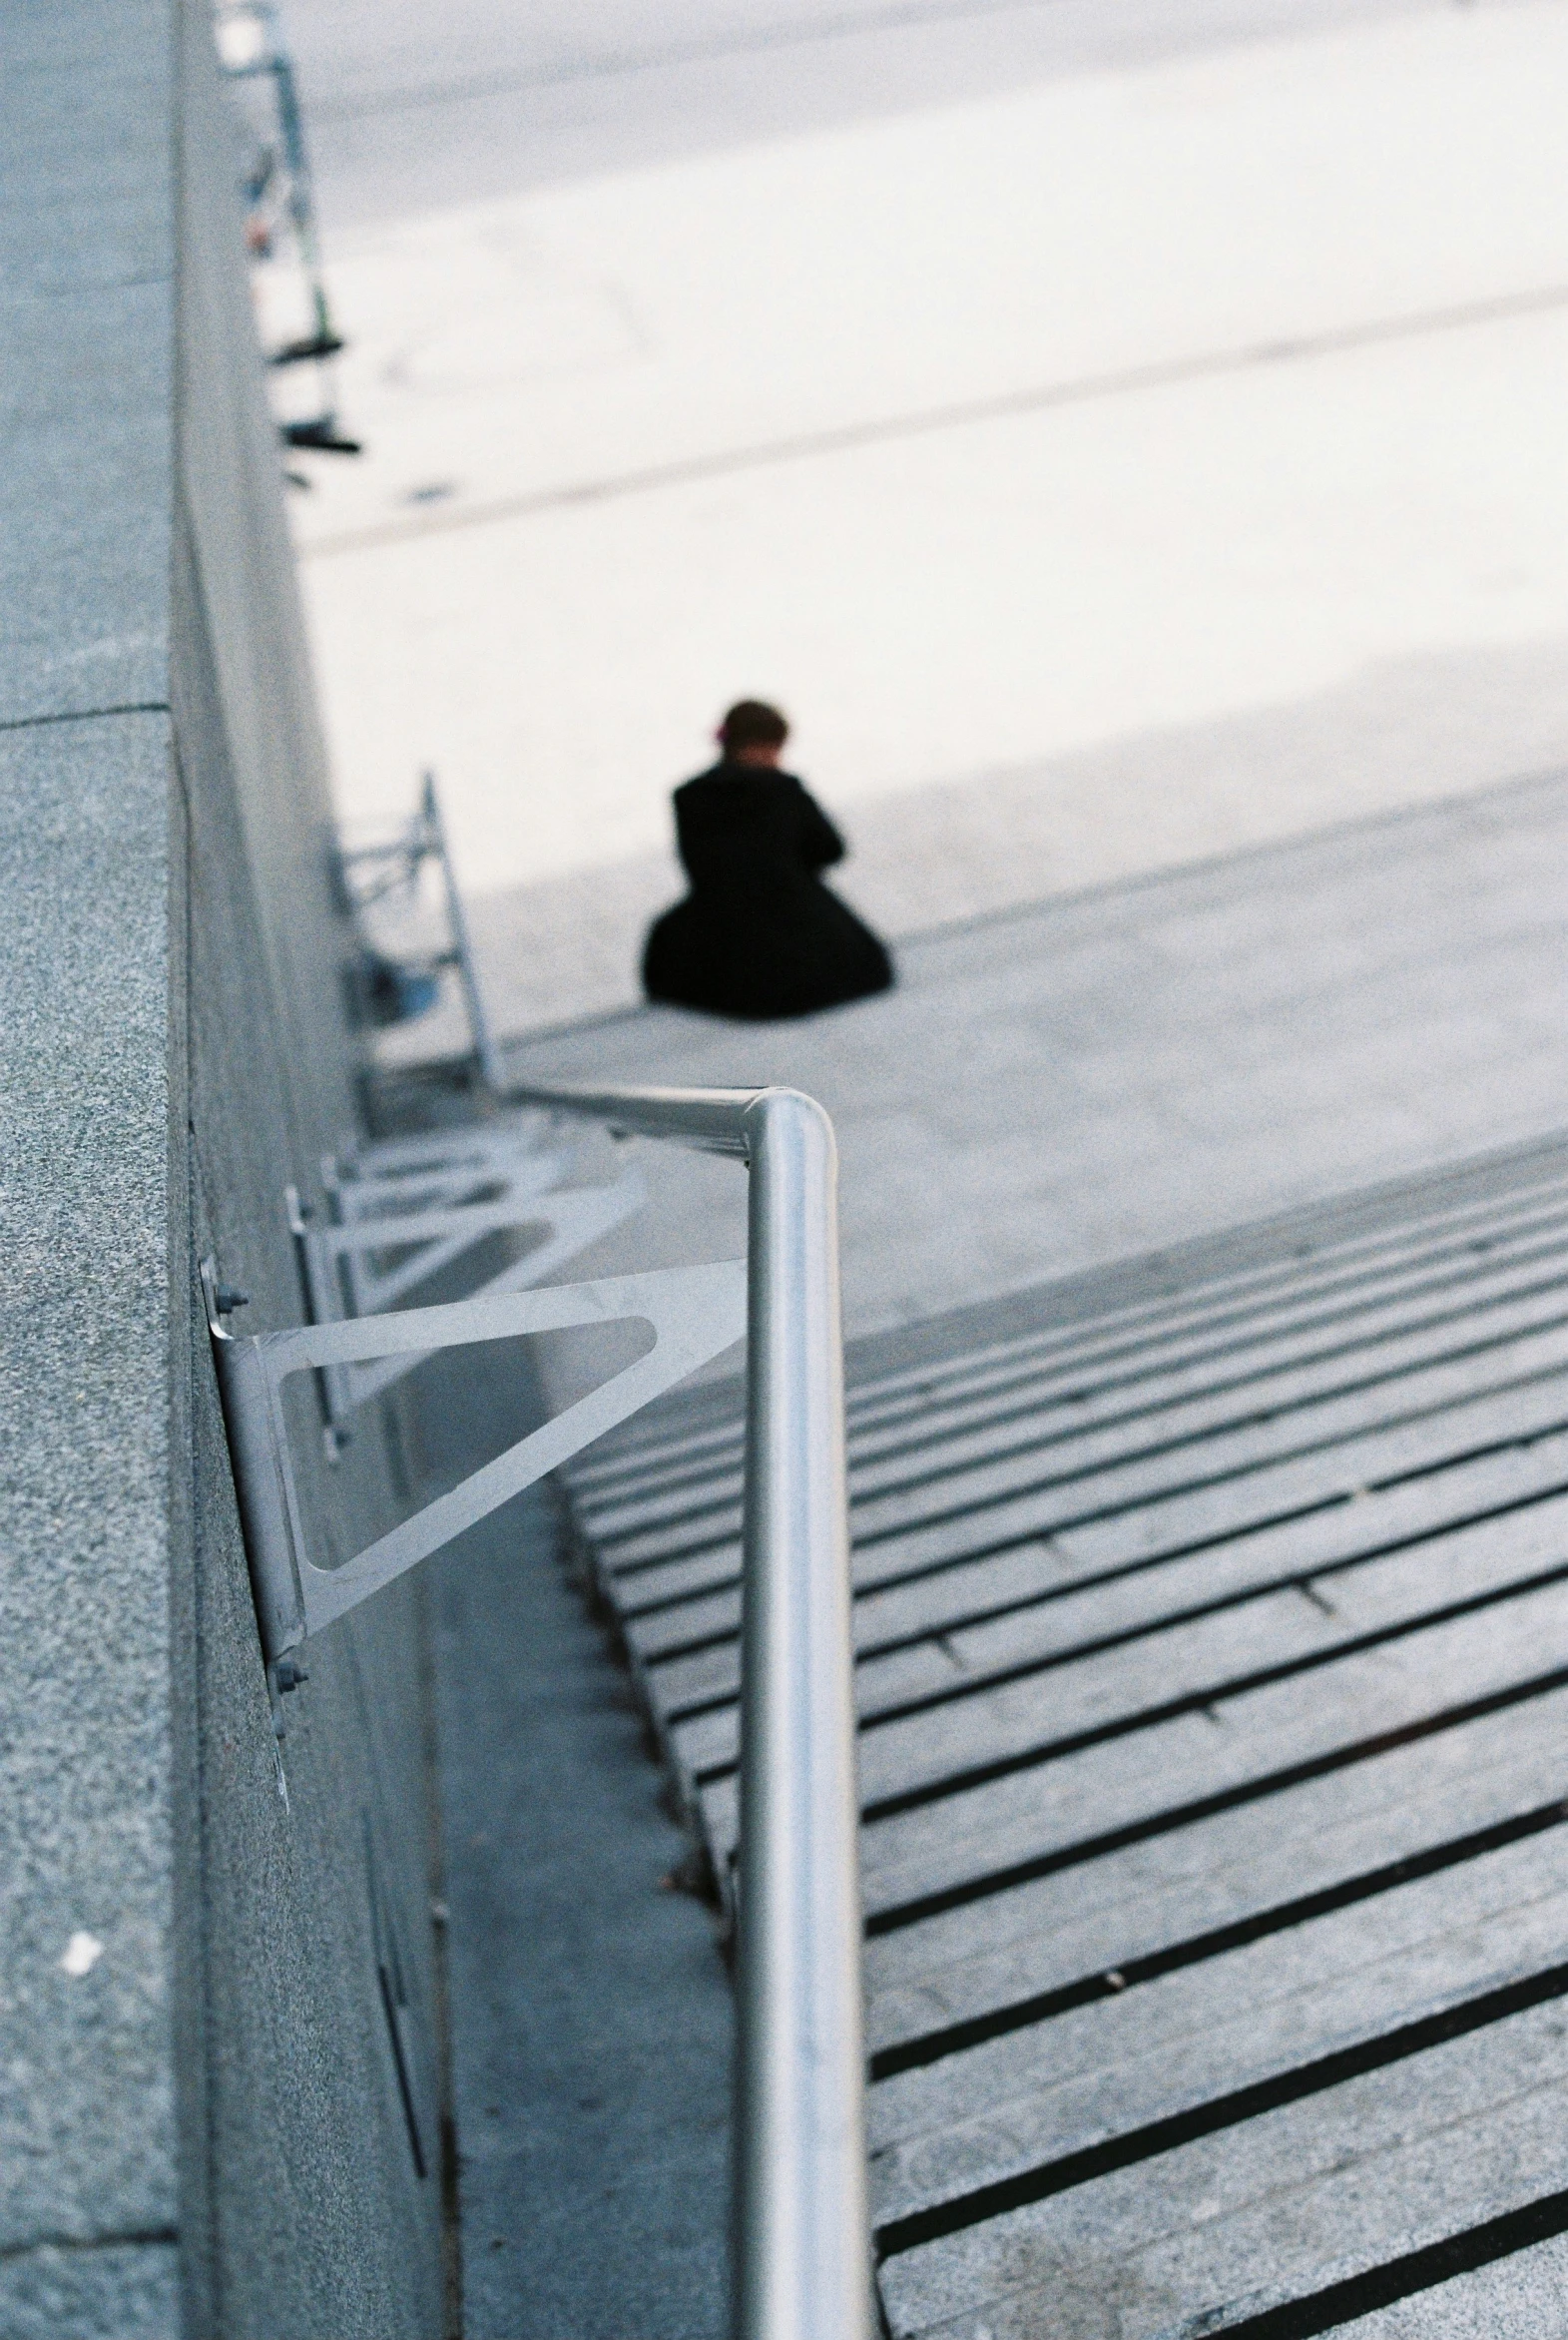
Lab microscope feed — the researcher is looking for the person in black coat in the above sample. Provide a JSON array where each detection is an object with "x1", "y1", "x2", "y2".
[{"x1": 642, "y1": 700, "x2": 894, "y2": 1020}]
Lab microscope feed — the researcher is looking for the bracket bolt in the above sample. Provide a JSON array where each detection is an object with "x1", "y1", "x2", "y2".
[
  {"x1": 272, "y1": 1656, "x2": 309, "y2": 1693},
  {"x1": 215, "y1": 1286, "x2": 251, "y2": 1315}
]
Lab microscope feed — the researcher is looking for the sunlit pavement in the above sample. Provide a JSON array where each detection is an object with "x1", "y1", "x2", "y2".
[{"x1": 281, "y1": 0, "x2": 1568, "y2": 1028}]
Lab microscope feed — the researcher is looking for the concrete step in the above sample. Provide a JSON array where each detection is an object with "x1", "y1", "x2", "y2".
[
  {"x1": 878, "y1": 2000, "x2": 1568, "y2": 2336},
  {"x1": 865, "y1": 1701, "x2": 1568, "y2": 2063},
  {"x1": 650, "y1": 1431, "x2": 1568, "y2": 1719},
  {"x1": 559, "y1": 1130, "x2": 1568, "y2": 2338},
  {"x1": 869, "y1": 1841, "x2": 1568, "y2": 2225},
  {"x1": 853, "y1": 1574, "x2": 1568, "y2": 1922},
  {"x1": 568, "y1": 1135, "x2": 1568, "y2": 1496},
  {"x1": 611, "y1": 1360, "x2": 1568, "y2": 1670},
  {"x1": 667, "y1": 1486, "x2": 1568, "y2": 1786},
  {"x1": 574, "y1": 1200, "x2": 1568, "y2": 1539},
  {"x1": 597, "y1": 1297, "x2": 1568, "y2": 1579}
]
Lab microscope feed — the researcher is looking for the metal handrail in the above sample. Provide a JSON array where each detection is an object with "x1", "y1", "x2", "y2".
[
  {"x1": 503, "y1": 1078, "x2": 872, "y2": 2340},
  {"x1": 206, "y1": 1071, "x2": 869, "y2": 2330}
]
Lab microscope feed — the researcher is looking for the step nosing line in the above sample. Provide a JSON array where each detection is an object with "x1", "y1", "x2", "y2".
[
  {"x1": 1194, "y1": 2180, "x2": 1568, "y2": 2340},
  {"x1": 832, "y1": 1283, "x2": 1568, "y2": 1498},
  {"x1": 872, "y1": 1957, "x2": 1568, "y2": 2258},
  {"x1": 610, "y1": 1346, "x2": 1568, "y2": 1577},
  {"x1": 662, "y1": 1471, "x2": 1568, "y2": 1727},
  {"x1": 842, "y1": 1342, "x2": 1568, "y2": 1561},
  {"x1": 833, "y1": 1243, "x2": 1568, "y2": 1457},
  {"x1": 868, "y1": 1798, "x2": 1568, "y2": 2078},
  {"x1": 639, "y1": 1492, "x2": 1354, "y2": 1643},
  {"x1": 838, "y1": 1162, "x2": 1568, "y2": 1368},
  {"x1": 845, "y1": 1469, "x2": 1568, "y2": 1675},
  {"x1": 638, "y1": 1616, "x2": 748, "y2": 1664},
  {"x1": 0, "y1": 699, "x2": 171, "y2": 735},
  {"x1": 852, "y1": 1487, "x2": 1568, "y2": 1731},
  {"x1": 591, "y1": 1246, "x2": 1549, "y2": 1535},
  {"x1": 698, "y1": 1551, "x2": 1568, "y2": 1794},
  {"x1": 855, "y1": 1223, "x2": 1568, "y2": 1403},
  {"x1": 576, "y1": 1200, "x2": 1568, "y2": 1505},
  {"x1": 583, "y1": 1224, "x2": 1568, "y2": 1516},
  {"x1": 843, "y1": 1557, "x2": 1568, "y2": 1820},
  {"x1": 620, "y1": 1568, "x2": 744, "y2": 1622},
  {"x1": 872, "y1": 1400, "x2": 1568, "y2": 1591},
  {"x1": 863, "y1": 1661, "x2": 1568, "y2": 1934},
  {"x1": 598, "y1": 1271, "x2": 1568, "y2": 1541},
  {"x1": 575, "y1": 1160, "x2": 1568, "y2": 1474},
  {"x1": 604, "y1": 1513, "x2": 743, "y2": 1564},
  {"x1": 628, "y1": 1413, "x2": 1568, "y2": 1653}
]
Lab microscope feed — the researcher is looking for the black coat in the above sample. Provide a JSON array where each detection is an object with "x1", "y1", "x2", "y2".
[{"x1": 642, "y1": 763, "x2": 894, "y2": 1020}]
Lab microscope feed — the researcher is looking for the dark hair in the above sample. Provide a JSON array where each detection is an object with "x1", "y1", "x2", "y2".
[{"x1": 719, "y1": 699, "x2": 789, "y2": 753}]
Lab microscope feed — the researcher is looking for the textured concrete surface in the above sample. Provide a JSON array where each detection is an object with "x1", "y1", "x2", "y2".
[
  {"x1": 0, "y1": 710, "x2": 177, "y2": 2259},
  {"x1": 0, "y1": 13, "x2": 186, "y2": 2322},
  {"x1": 498, "y1": 766, "x2": 1568, "y2": 1344},
  {"x1": 171, "y1": 6, "x2": 448, "y2": 2328},
  {"x1": 0, "y1": 2241, "x2": 183, "y2": 2340},
  {"x1": 426, "y1": 1382, "x2": 731, "y2": 2339},
  {"x1": 1341, "y1": 2229, "x2": 1568, "y2": 2334},
  {"x1": 1, "y1": 7, "x2": 183, "y2": 2286},
  {"x1": 1, "y1": 0, "x2": 175, "y2": 728},
  {"x1": 3, "y1": 5, "x2": 451, "y2": 2330}
]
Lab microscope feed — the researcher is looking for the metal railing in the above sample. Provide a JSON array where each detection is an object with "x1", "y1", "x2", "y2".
[
  {"x1": 505, "y1": 1081, "x2": 872, "y2": 2340},
  {"x1": 207, "y1": 1078, "x2": 871, "y2": 2337}
]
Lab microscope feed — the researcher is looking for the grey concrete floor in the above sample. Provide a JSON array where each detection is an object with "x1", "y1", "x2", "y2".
[
  {"x1": 429, "y1": 1499, "x2": 731, "y2": 2339},
  {"x1": 421, "y1": 1361, "x2": 731, "y2": 2340}
]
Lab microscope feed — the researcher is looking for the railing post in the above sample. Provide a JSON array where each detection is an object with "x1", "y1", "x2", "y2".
[{"x1": 734, "y1": 1090, "x2": 871, "y2": 2340}]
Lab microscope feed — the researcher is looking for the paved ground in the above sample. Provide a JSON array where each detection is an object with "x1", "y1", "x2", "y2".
[
  {"x1": 419, "y1": 1359, "x2": 732, "y2": 2340},
  {"x1": 265, "y1": 0, "x2": 1568, "y2": 1029},
  {"x1": 495, "y1": 769, "x2": 1568, "y2": 1345}
]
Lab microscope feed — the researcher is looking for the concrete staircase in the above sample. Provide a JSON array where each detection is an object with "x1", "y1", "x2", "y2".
[{"x1": 562, "y1": 1130, "x2": 1568, "y2": 2337}]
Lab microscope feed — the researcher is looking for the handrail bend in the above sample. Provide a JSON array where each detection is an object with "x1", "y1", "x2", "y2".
[{"x1": 504, "y1": 1079, "x2": 872, "y2": 2340}]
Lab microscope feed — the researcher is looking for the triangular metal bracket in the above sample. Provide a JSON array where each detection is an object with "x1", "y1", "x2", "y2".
[
  {"x1": 324, "y1": 1111, "x2": 570, "y2": 1216},
  {"x1": 329, "y1": 772, "x2": 506, "y2": 1090},
  {"x1": 203, "y1": 1257, "x2": 747, "y2": 1664},
  {"x1": 289, "y1": 1169, "x2": 648, "y2": 1423},
  {"x1": 324, "y1": 1143, "x2": 572, "y2": 1228},
  {"x1": 295, "y1": 1161, "x2": 641, "y2": 1317},
  {"x1": 337, "y1": 1111, "x2": 559, "y2": 1172}
]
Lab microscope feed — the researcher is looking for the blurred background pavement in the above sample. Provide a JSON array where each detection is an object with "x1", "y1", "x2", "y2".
[{"x1": 279, "y1": 0, "x2": 1568, "y2": 1032}]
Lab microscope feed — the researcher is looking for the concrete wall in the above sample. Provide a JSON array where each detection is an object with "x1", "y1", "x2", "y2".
[{"x1": 2, "y1": 6, "x2": 447, "y2": 2332}]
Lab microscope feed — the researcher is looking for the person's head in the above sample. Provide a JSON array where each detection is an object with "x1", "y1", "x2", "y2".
[{"x1": 717, "y1": 699, "x2": 789, "y2": 768}]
